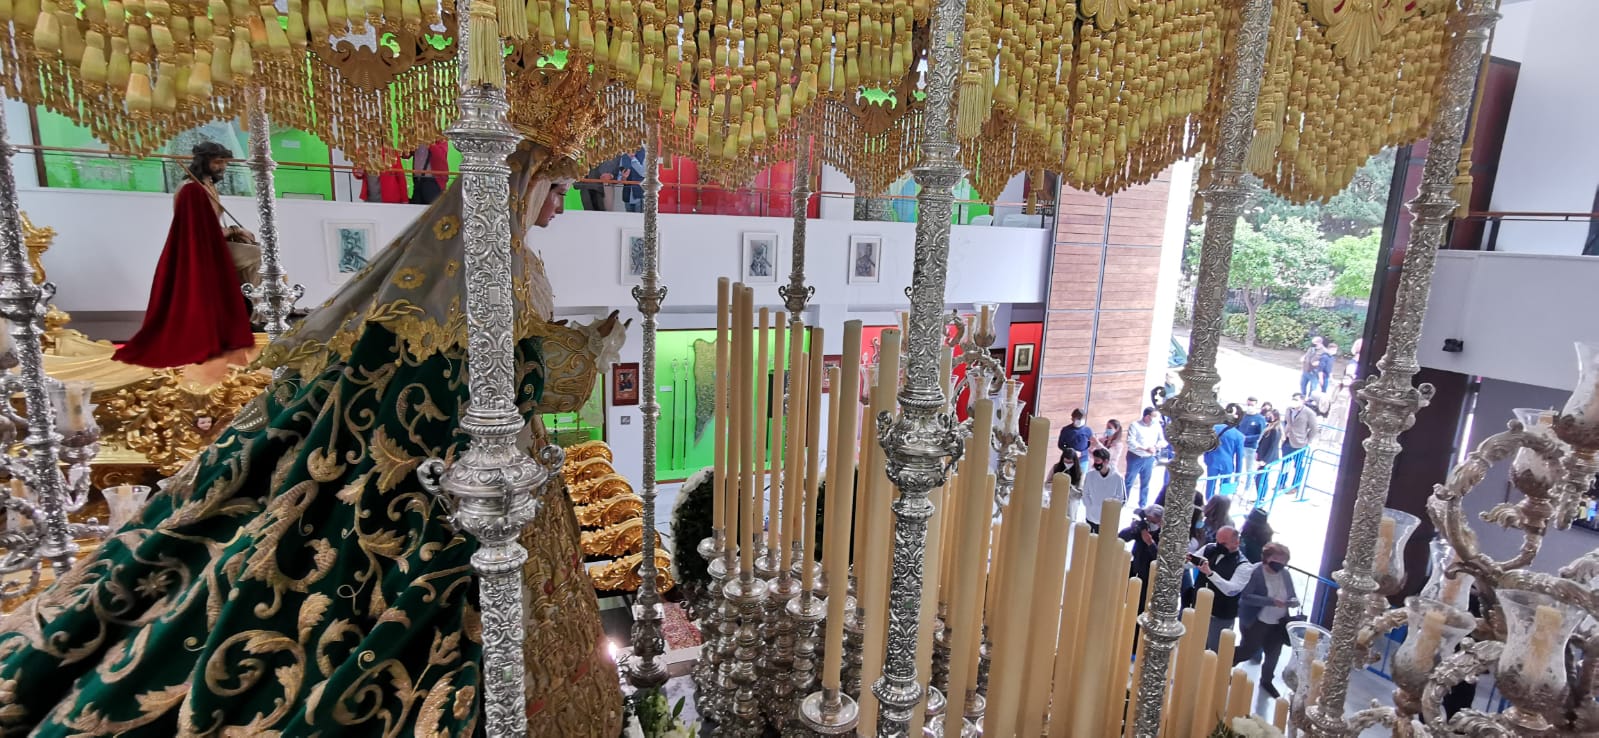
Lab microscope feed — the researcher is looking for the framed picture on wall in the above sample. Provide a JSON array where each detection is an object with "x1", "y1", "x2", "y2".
[
  {"x1": 324, "y1": 220, "x2": 378, "y2": 284},
  {"x1": 1011, "y1": 343, "x2": 1036, "y2": 374},
  {"x1": 620, "y1": 229, "x2": 646, "y2": 285},
  {"x1": 848, "y1": 235, "x2": 882, "y2": 284},
  {"x1": 821, "y1": 355, "x2": 843, "y2": 393},
  {"x1": 742, "y1": 232, "x2": 779, "y2": 283},
  {"x1": 613, "y1": 363, "x2": 641, "y2": 406}
]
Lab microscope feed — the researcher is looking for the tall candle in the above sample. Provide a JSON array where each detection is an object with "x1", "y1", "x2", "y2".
[
  {"x1": 801, "y1": 337, "x2": 825, "y2": 592},
  {"x1": 907, "y1": 481, "x2": 947, "y2": 738},
  {"x1": 784, "y1": 345, "x2": 808, "y2": 564},
  {"x1": 768, "y1": 311, "x2": 786, "y2": 558},
  {"x1": 754, "y1": 308, "x2": 771, "y2": 566},
  {"x1": 740, "y1": 290, "x2": 758, "y2": 575},
  {"x1": 978, "y1": 303, "x2": 994, "y2": 336},
  {"x1": 858, "y1": 328, "x2": 899, "y2": 731},
  {"x1": 938, "y1": 345, "x2": 953, "y2": 408},
  {"x1": 1046, "y1": 522, "x2": 1094, "y2": 738},
  {"x1": 940, "y1": 401, "x2": 994, "y2": 736},
  {"x1": 1272, "y1": 697, "x2": 1289, "y2": 730},
  {"x1": 1172, "y1": 588, "x2": 1217, "y2": 738},
  {"x1": 820, "y1": 320, "x2": 863, "y2": 691},
  {"x1": 1223, "y1": 667, "x2": 1251, "y2": 720},
  {"x1": 1100, "y1": 576, "x2": 1141, "y2": 735},
  {"x1": 713, "y1": 278, "x2": 730, "y2": 533},
  {"x1": 1070, "y1": 496, "x2": 1129, "y2": 736},
  {"x1": 984, "y1": 418, "x2": 1052, "y2": 738},
  {"x1": 1188, "y1": 652, "x2": 1219, "y2": 738},
  {"x1": 1309, "y1": 659, "x2": 1326, "y2": 704},
  {"x1": 1019, "y1": 472, "x2": 1075, "y2": 737},
  {"x1": 818, "y1": 365, "x2": 844, "y2": 587},
  {"x1": 726, "y1": 288, "x2": 745, "y2": 562}
]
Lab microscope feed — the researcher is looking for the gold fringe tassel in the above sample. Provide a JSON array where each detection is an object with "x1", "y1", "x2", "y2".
[
  {"x1": 467, "y1": 0, "x2": 504, "y2": 88},
  {"x1": 498, "y1": 0, "x2": 527, "y2": 40}
]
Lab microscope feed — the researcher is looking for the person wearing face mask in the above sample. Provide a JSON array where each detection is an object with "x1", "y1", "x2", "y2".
[
  {"x1": 1093, "y1": 418, "x2": 1127, "y2": 475},
  {"x1": 1119, "y1": 504, "x2": 1164, "y2": 612},
  {"x1": 1279, "y1": 393, "x2": 1320, "y2": 496},
  {"x1": 1080, "y1": 448, "x2": 1125, "y2": 533},
  {"x1": 1196, "y1": 526, "x2": 1251, "y2": 650},
  {"x1": 1237, "y1": 397, "x2": 1266, "y2": 483},
  {"x1": 1058, "y1": 407, "x2": 1094, "y2": 461},
  {"x1": 1234, "y1": 542, "x2": 1299, "y2": 698}
]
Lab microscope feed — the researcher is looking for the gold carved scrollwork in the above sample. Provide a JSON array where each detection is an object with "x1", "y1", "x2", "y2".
[
  {"x1": 561, "y1": 457, "x2": 616, "y2": 488},
  {"x1": 97, "y1": 369, "x2": 273, "y2": 476},
  {"x1": 578, "y1": 518, "x2": 644, "y2": 558},
  {"x1": 574, "y1": 494, "x2": 643, "y2": 529},
  {"x1": 589, "y1": 552, "x2": 675, "y2": 593},
  {"x1": 567, "y1": 475, "x2": 634, "y2": 506},
  {"x1": 563, "y1": 440, "x2": 613, "y2": 464}
]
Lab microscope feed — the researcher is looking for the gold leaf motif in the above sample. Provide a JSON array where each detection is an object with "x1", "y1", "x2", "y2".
[
  {"x1": 370, "y1": 428, "x2": 422, "y2": 493},
  {"x1": 305, "y1": 447, "x2": 347, "y2": 483},
  {"x1": 298, "y1": 593, "x2": 333, "y2": 642}
]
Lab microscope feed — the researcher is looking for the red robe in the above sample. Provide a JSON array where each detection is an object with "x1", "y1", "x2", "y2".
[{"x1": 113, "y1": 181, "x2": 255, "y2": 368}]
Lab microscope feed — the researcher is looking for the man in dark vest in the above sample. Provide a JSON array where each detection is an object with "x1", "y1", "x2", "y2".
[{"x1": 1196, "y1": 526, "x2": 1253, "y2": 650}]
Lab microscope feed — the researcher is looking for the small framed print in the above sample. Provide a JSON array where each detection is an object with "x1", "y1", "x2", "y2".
[
  {"x1": 742, "y1": 232, "x2": 779, "y2": 283},
  {"x1": 1011, "y1": 343, "x2": 1036, "y2": 374},
  {"x1": 324, "y1": 220, "x2": 378, "y2": 284},
  {"x1": 612, "y1": 363, "x2": 640, "y2": 406},
  {"x1": 848, "y1": 235, "x2": 882, "y2": 284},
  {"x1": 620, "y1": 229, "x2": 646, "y2": 285},
  {"x1": 821, "y1": 355, "x2": 843, "y2": 393}
]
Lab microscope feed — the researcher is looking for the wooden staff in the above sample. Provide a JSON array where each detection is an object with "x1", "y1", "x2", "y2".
[
  {"x1": 1019, "y1": 472, "x2": 1075, "y2": 736},
  {"x1": 985, "y1": 418, "x2": 1052, "y2": 738},
  {"x1": 940, "y1": 401, "x2": 994, "y2": 736},
  {"x1": 858, "y1": 327, "x2": 900, "y2": 731},
  {"x1": 821, "y1": 320, "x2": 863, "y2": 692},
  {"x1": 713, "y1": 278, "x2": 730, "y2": 534},
  {"x1": 801, "y1": 335, "x2": 825, "y2": 592}
]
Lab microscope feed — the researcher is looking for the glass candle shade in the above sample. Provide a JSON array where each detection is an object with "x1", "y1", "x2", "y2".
[
  {"x1": 4, "y1": 479, "x2": 34, "y2": 531},
  {"x1": 104, "y1": 484, "x2": 152, "y2": 530},
  {"x1": 999, "y1": 379, "x2": 1023, "y2": 438},
  {"x1": 1555, "y1": 341, "x2": 1599, "y2": 450},
  {"x1": 1373, "y1": 508, "x2": 1422, "y2": 596},
  {"x1": 1284, "y1": 621, "x2": 1332, "y2": 695},
  {"x1": 48, "y1": 380, "x2": 97, "y2": 435},
  {"x1": 1391, "y1": 596, "x2": 1477, "y2": 697},
  {"x1": 1496, "y1": 587, "x2": 1584, "y2": 731},
  {"x1": 973, "y1": 302, "x2": 998, "y2": 344},
  {"x1": 1418, "y1": 537, "x2": 1475, "y2": 614},
  {"x1": 1511, "y1": 408, "x2": 1561, "y2": 494}
]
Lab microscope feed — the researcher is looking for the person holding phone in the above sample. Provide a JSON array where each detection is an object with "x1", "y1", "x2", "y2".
[
  {"x1": 1196, "y1": 526, "x2": 1251, "y2": 650},
  {"x1": 1233, "y1": 542, "x2": 1300, "y2": 698}
]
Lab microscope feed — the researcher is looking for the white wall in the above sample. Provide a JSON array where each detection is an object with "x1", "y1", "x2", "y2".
[
  {"x1": 1486, "y1": 0, "x2": 1599, "y2": 255},
  {"x1": 1491, "y1": 0, "x2": 1536, "y2": 63},
  {"x1": 1419, "y1": 250, "x2": 1599, "y2": 392},
  {"x1": 17, "y1": 184, "x2": 1051, "y2": 484},
  {"x1": 1145, "y1": 160, "x2": 1195, "y2": 395}
]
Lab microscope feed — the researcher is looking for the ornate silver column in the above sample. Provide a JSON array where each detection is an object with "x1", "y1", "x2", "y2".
[
  {"x1": 415, "y1": 6, "x2": 555, "y2": 736},
  {"x1": 871, "y1": 0, "x2": 973, "y2": 732},
  {"x1": 1129, "y1": 0, "x2": 1275, "y2": 733},
  {"x1": 241, "y1": 85, "x2": 303, "y2": 362},
  {"x1": 0, "y1": 92, "x2": 81, "y2": 580},
  {"x1": 1304, "y1": 2, "x2": 1499, "y2": 734},
  {"x1": 779, "y1": 137, "x2": 815, "y2": 321},
  {"x1": 626, "y1": 129, "x2": 669, "y2": 689}
]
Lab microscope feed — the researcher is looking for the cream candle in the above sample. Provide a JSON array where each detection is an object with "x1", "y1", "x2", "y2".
[
  {"x1": 783, "y1": 343, "x2": 807, "y2": 563},
  {"x1": 940, "y1": 402, "x2": 993, "y2": 737},
  {"x1": 1272, "y1": 698, "x2": 1289, "y2": 731},
  {"x1": 712, "y1": 278, "x2": 730, "y2": 534},
  {"x1": 820, "y1": 320, "x2": 863, "y2": 692},
  {"x1": 907, "y1": 482, "x2": 947, "y2": 738},
  {"x1": 858, "y1": 329, "x2": 900, "y2": 731},
  {"x1": 1099, "y1": 575, "x2": 1139, "y2": 734},
  {"x1": 801, "y1": 338, "x2": 825, "y2": 592},
  {"x1": 1188, "y1": 652, "x2": 1219, "y2": 738},
  {"x1": 1374, "y1": 516, "x2": 1396, "y2": 580},
  {"x1": 0, "y1": 318, "x2": 12, "y2": 362},
  {"x1": 741, "y1": 291, "x2": 758, "y2": 575},
  {"x1": 1070, "y1": 496, "x2": 1129, "y2": 736},
  {"x1": 726, "y1": 288, "x2": 745, "y2": 565},
  {"x1": 984, "y1": 418, "x2": 1052, "y2": 738},
  {"x1": 978, "y1": 302, "x2": 994, "y2": 336},
  {"x1": 1046, "y1": 523, "x2": 1094, "y2": 738},
  {"x1": 1223, "y1": 667, "x2": 1251, "y2": 720},
  {"x1": 768, "y1": 311, "x2": 786, "y2": 559},
  {"x1": 754, "y1": 308, "x2": 771, "y2": 565}
]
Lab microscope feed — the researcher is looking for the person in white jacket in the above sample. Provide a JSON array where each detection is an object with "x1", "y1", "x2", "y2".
[{"x1": 1081, "y1": 448, "x2": 1126, "y2": 533}]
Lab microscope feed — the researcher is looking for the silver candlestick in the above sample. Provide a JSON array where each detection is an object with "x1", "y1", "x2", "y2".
[
  {"x1": 0, "y1": 90, "x2": 109, "y2": 608},
  {"x1": 240, "y1": 85, "x2": 303, "y2": 374},
  {"x1": 694, "y1": 533, "x2": 729, "y2": 716},
  {"x1": 1128, "y1": 0, "x2": 1275, "y2": 734},
  {"x1": 412, "y1": 7, "x2": 555, "y2": 736},
  {"x1": 625, "y1": 129, "x2": 669, "y2": 690}
]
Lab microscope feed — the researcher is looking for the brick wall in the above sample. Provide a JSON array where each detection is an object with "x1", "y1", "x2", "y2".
[{"x1": 1036, "y1": 173, "x2": 1172, "y2": 430}]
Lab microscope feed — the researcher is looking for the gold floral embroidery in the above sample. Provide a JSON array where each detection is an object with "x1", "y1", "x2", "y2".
[
  {"x1": 392, "y1": 267, "x2": 427, "y2": 291},
  {"x1": 444, "y1": 260, "x2": 460, "y2": 278},
  {"x1": 431, "y1": 216, "x2": 461, "y2": 241}
]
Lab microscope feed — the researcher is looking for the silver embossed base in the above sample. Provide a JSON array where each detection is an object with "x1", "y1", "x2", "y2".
[{"x1": 799, "y1": 690, "x2": 862, "y2": 735}]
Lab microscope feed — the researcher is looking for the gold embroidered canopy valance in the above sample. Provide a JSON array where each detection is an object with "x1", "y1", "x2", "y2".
[{"x1": 0, "y1": 0, "x2": 1459, "y2": 201}]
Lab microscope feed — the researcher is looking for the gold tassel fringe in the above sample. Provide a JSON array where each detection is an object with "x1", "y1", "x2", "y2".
[{"x1": 466, "y1": 0, "x2": 504, "y2": 88}]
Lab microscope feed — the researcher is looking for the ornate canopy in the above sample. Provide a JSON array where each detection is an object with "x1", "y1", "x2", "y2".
[{"x1": 1, "y1": 0, "x2": 1457, "y2": 201}]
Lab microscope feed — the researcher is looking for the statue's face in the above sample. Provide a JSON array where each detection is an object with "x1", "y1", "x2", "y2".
[{"x1": 534, "y1": 183, "x2": 568, "y2": 228}]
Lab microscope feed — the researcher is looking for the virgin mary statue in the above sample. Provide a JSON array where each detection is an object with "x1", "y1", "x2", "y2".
[{"x1": 0, "y1": 99, "x2": 626, "y2": 735}]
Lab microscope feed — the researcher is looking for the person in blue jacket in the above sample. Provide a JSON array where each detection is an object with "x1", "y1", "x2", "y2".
[
  {"x1": 1204, "y1": 413, "x2": 1247, "y2": 499},
  {"x1": 1058, "y1": 407, "x2": 1094, "y2": 459},
  {"x1": 1237, "y1": 397, "x2": 1267, "y2": 484}
]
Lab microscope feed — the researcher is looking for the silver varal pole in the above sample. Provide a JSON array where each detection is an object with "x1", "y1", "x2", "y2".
[
  {"x1": 779, "y1": 137, "x2": 815, "y2": 322},
  {"x1": 871, "y1": 0, "x2": 974, "y2": 732},
  {"x1": 242, "y1": 86, "x2": 304, "y2": 372},
  {"x1": 1129, "y1": 0, "x2": 1275, "y2": 733},
  {"x1": 414, "y1": 6, "x2": 557, "y2": 736},
  {"x1": 1304, "y1": 1, "x2": 1499, "y2": 734},
  {"x1": 626, "y1": 128, "x2": 669, "y2": 689}
]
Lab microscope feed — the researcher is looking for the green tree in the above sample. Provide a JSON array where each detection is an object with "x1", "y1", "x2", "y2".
[
  {"x1": 1246, "y1": 149, "x2": 1395, "y2": 238},
  {"x1": 1186, "y1": 216, "x2": 1332, "y2": 347},
  {"x1": 1327, "y1": 230, "x2": 1381, "y2": 300}
]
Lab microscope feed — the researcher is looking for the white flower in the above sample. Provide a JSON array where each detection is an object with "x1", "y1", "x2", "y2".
[
  {"x1": 623, "y1": 715, "x2": 645, "y2": 738},
  {"x1": 1230, "y1": 715, "x2": 1283, "y2": 738}
]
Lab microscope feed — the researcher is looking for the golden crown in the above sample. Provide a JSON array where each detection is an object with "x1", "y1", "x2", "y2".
[{"x1": 507, "y1": 65, "x2": 607, "y2": 169}]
